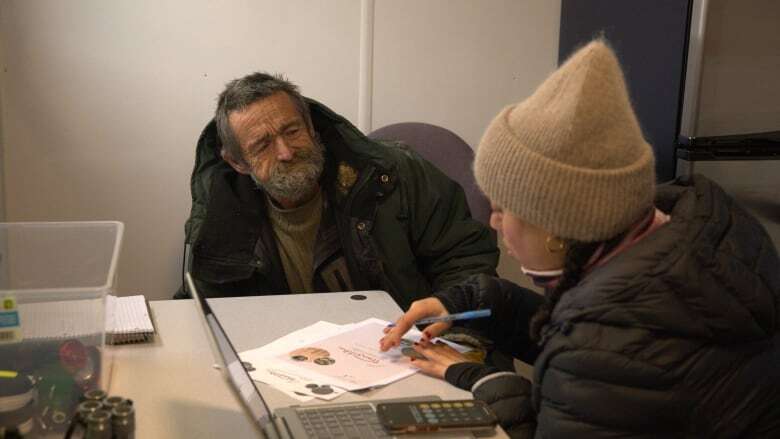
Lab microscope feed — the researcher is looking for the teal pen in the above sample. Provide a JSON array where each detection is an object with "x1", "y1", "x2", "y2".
[{"x1": 387, "y1": 309, "x2": 492, "y2": 327}]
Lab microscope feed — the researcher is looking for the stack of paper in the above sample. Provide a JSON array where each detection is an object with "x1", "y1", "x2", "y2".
[
  {"x1": 105, "y1": 295, "x2": 156, "y2": 344},
  {"x1": 239, "y1": 318, "x2": 469, "y2": 402},
  {"x1": 14, "y1": 295, "x2": 155, "y2": 345}
]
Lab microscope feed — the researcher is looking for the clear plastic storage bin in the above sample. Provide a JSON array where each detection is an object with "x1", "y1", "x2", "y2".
[{"x1": 0, "y1": 221, "x2": 123, "y2": 437}]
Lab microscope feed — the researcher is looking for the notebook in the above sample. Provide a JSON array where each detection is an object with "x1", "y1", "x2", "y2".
[
  {"x1": 105, "y1": 295, "x2": 156, "y2": 344},
  {"x1": 10, "y1": 295, "x2": 155, "y2": 344}
]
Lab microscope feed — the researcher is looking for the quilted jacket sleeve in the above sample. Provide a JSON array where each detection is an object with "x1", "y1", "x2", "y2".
[
  {"x1": 433, "y1": 274, "x2": 543, "y2": 363},
  {"x1": 444, "y1": 337, "x2": 691, "y2": 438},
  {"x1": 399, "y1": 148, "x2": 500, "y2": 290},
  {"x1": 431, "y1": 274, "x2": 542, "y2": 437},
  {"x1": 437, "y1": 274, "x2": 693, "y2": 438},
  {"x1": 445, "y1": 362, "x2": 536, "y2": 439}
]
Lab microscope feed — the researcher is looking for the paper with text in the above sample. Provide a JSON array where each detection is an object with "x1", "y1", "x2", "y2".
[
  {"x1": 240, "y1": 321, "x2": 354, "y2": 401},
  {"x1": 274, "y1": 318, "x2": 420, "y2": 391}
]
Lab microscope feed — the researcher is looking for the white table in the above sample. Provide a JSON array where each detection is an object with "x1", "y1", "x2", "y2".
[{"x1": 107, "y1": 292, "x2": 508, "y2": 438}]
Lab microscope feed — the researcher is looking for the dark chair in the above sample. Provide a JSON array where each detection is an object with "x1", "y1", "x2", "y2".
[{"x1": 368, "y1": 122, "x2": 492, "y2": 226}]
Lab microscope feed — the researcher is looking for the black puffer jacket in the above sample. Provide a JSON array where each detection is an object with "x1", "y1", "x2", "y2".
[{"x1": 436, "y1": 175, "x2": 780, "y2": 438}]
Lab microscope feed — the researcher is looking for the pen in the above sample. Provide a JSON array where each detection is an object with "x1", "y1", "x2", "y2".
[{"x1": 387, "y1": 309, "x2": 492, "y2": 327}]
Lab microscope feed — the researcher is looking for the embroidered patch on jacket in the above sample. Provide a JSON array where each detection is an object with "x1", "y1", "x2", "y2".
[{"x1": 336, "y1": 162, "x2": 358, "y2": 196}]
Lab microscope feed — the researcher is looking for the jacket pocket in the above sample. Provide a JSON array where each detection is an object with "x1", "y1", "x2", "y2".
[{"x1": 193, "y1": 256, "x2": 256, "y2": 284}]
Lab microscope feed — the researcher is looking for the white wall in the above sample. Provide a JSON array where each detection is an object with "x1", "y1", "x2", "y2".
[
  {"x1": 373, "y1": 0, "x2": 561, "y2": 148},
  {"x1": 0, "y1": 4, "x2": 5, "y2": 222},
  {"x1": 0, "y1": 0, "x2": 560, "y2": 299},
  {"x1": 0, "y1": 0, "x2": 360, "y2": 299},
  {"x1": 373, "y1": 0, "x2": 560, "y2": 290}
]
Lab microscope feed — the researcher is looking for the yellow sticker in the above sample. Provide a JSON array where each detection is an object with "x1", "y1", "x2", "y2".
[
  {"x1": 0, "y1": 295, "x2": 22, "y2": 344},
  {"x1": 0, "y1": 370, "x2": 19, "y2": 379},
  {"x1": 3, "y1": 297, "x2": 15, "y2": 310}
]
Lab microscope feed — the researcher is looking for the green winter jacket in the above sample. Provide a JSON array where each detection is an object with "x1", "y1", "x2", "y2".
[{"x1": 179, "y1": 98, "x2": 498, "y2": 309}]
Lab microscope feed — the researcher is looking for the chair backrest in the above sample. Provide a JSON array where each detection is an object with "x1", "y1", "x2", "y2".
[{"x1": 368, "y1": 122, "x2": 492, "y2": 226}]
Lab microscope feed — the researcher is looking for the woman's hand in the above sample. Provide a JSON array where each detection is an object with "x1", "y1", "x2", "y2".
[
  {"x1": 379, "y1": 297, "x2": 451, "y2": 351},
  {"x1": 410, "y1": 341, "x2": 471, "y2": 379}
]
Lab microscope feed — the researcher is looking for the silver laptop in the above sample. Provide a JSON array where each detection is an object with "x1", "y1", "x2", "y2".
[{"x1": 185, "y1": 273, "x2": 478, "y2": 439}]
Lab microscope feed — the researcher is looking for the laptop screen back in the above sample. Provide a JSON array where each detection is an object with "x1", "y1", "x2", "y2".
[{"x1": 185, "y1": 272, "x2": 275, "y2": 430}]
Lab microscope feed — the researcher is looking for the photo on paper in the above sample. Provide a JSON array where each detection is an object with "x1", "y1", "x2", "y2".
[
  {"x1": 276, "y1": 320, "x2": 418, "y2": 390},
  {"x1": 288, "y1": 347, "x2": 337, "y2": 366}
]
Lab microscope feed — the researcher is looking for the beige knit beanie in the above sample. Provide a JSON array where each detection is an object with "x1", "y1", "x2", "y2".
[{"x1": 474, "y1": 39, "x2": 656, "y2": 242}]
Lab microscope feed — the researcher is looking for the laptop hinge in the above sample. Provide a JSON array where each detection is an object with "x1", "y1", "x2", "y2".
[{"x1": 262, "y1": 415, "x2": 293, "y2": 439}]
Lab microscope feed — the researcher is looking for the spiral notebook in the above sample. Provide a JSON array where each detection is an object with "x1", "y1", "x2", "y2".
[{"x1": 105, "y1": 294, "x2": 156, "y2": 344}]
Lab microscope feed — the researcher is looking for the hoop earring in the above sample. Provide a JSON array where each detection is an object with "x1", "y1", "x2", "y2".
[{"x1": 545, "y1": 236, "x2": 566, "y2": 253}]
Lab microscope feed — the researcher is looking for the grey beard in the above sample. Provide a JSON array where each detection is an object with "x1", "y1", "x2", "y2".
[{"x1": 251, "y1": 143, "x2": 325, "y2": 205}]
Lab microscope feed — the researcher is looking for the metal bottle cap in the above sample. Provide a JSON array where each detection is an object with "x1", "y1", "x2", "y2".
[
  {"x1": 85, "y1": 409, "x2": 112, "y2": 439},
  {"x1": 82, "y1": 389, "x2": 108, "y2": 402},
  {"x1": 111, "y1": 403, "x2": 136, "y2": 439},
  {"x1": 102, "y1": 395, "x2": 128, "y2": 411},
  {"x1": 77, "y1": 400, "x2": 104, "y2": 421},
  {"x1": 111, "y1": 402, "x2": 135, "y2": 420}
]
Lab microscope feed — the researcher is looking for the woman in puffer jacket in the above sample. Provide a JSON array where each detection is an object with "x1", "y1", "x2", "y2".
[{"x1": 380, "y1": 39, "x2": 780, "y2": 438}]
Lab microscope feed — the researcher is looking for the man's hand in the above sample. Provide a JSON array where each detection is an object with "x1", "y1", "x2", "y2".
[
  {"x1": 409, "y1": 340, "x2": 471, "y2": 379},
  {"x1": 379, "y1": 297, "x2": 451, "y2": 351}
]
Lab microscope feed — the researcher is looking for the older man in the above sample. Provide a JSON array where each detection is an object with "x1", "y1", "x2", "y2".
[{"x1": 179, "y1": 72, "x2": 497, "y2": 309}]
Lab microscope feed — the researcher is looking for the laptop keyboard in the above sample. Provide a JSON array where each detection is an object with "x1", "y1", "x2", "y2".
[{"x1": 296, "y1": 404, "x2": 391, "y2": 438}]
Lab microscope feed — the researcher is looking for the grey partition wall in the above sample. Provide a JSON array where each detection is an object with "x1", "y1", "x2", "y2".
[
  {"x1": 558, "y1": 0, "x2": 692, "y2": 182},
  {"x1": 559, "y1": 0, "x2": 780, "y2": 247}
]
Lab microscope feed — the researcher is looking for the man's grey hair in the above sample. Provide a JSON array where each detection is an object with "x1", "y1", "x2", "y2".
[{"x1": 215, "y1": 72, "x2": 312, "y2": 162}]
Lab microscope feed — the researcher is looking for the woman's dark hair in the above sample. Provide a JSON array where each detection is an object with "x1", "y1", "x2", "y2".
[{"x1": 529, "y1": 234, "x2": 626, "y2": 342}]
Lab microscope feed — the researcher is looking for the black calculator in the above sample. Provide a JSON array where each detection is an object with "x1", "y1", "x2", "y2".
[{"x1": 376, "y1": 399, "x2": 498, "y2": 434}]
